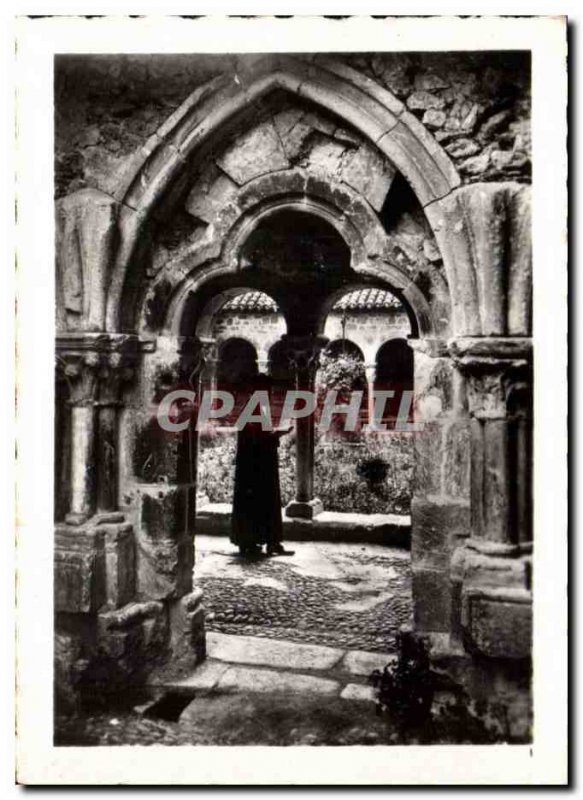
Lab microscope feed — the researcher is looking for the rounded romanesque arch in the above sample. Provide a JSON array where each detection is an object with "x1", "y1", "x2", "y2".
[
  {"x1": 376, "y1": 337, "x2": 414, "y2": 386},
  {"x1": 146, "y1": 174, "x2": 440, "y2": 341},
  {"x1": 325, "y1": 338, "x2": 365, "y2": 363}
]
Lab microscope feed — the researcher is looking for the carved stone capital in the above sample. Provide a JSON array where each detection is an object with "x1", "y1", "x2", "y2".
[
  {"x1": 449, "y1": 337, "x2": 532, "y2": 420},
  {"x1": 57, "y1": 333, "x2": 141, "y2": 405},
  {"x1": 57, "y1": 352, "x2": 101, "y2": 406},
  {"x1": 96, "y1": 353, "x2": 136, "y2": 406},
  {"x1": 196, "y1": 337, "x2": 219, "y2": 377},
  {"x1": 279, "y1": 334, "x2": 329, "y2": 381}
]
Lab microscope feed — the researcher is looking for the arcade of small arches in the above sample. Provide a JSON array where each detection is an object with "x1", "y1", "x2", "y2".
[
  {"x1": 54, "y1": 53, "x2": 533, "y2": 735},
  {"x1": 207, "y1": 288, "x2": 414, "y2": 428}
]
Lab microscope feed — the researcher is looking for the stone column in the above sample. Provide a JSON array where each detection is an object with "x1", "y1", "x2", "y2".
[
  {"x1": 257, "y1": 350, "x2": 270, "y2": 376},
  {"x1": 56, "y1": 334, "x2": 141, "y2": 613},
  {"x1": 198, "y1": 337, "x2": 219, "y2": 398},
  {"x1": 281, "y1": 335, "x2": 328, "y2": 520},
  {"x1": 60, "y1": 353, "x2": 100, "y2": 525},
  {"x1": 364, "y1": 364, "x2": 376, "y2": 426},
  {"x1": 95, "y1": 353, "x2": 135, "y2": 514},
  {"x1": 449, "y1": 337, "x2": 532, "y2": 658}
]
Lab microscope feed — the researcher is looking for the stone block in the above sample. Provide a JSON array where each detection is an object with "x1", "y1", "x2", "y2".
[
  {"x1": 285, "y1": 498, "x2": 323, "y2": 520},
  {"x1": 422, "y1": 109, "x2": 447, "y2": 130},
  {"x1": 170, "y1": 660, "x2": 229, "y2": 692},
  {"x1": 132, "y1": 415, "x2": 193, "y2": 485},
  {"x1": 341, "y1": 650, "x2": 396, "y2": 676},
  {"x1": 464, "y1": 595, "x2": 532, "y2": 659},
  {"x1": 206, "y1": 631, "x2": 343, "y2": 671},
  {"x1": 140, "y1": 484, "x2": 194, "y2": 541},
  {"x1": 97, "y1": 601, "x2": 168, "y2": 677},
  {"x1": 411, "y1": 497, "x2": 470, "y2": 569},
  {"x1": 168, "y1": 588, "x2": 206, "y2": 661},
  {"x1": 216, "y1": 120, "x2": 289, "y2": 185},
  {"x1": 340, "y1": 683, "x2": 375, "y2": 702},
  {"x1": 216, "y1": 665, "x2": 340, "y2": 696},
  {"x1": 340, "y1": 144, "x2": 396, "y2": 211},
  {"x1": 407, "y1": 91, "x2": 445, "y2": 111},
  {"x1": 99, "y1": 521, "x2": 136, "y2": 608},
  {"x1": 185, "y1": 162, "x2": 239, "y2": 224},
  {"x1": 412, "y1": 566, "x2": 451, "y2": 633},
  {"x1": 55, "y1": 189, "x2": 120, "y2": 331},
  {"x1": 54, "y1": 525, "x2": 106, "y2": 613},
  {"x1": 413, "y1": 422, "x2": 442, "y2": 496},
  {"x1": 302, "y1": 136, "x2": 347, "y2": 176},
  {"x1": 54, "y1": 631, "x2": 85, "y2": 712},
  {"x1": 441, "y1": 419, "x2": 471, "y2": 499},
  {"x1": 136, "y1": 533, "x2": 194, "y2": 600}
]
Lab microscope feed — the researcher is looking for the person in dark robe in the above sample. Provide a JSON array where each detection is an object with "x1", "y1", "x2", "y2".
[{"x1": 230, "y1": 375, "x2": 294, "y2": 558}]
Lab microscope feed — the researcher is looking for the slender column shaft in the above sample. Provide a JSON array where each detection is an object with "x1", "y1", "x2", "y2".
[
  {"x1": 69, "y1": 404, "x2": 96, "y2": 518},
  {"x1": 295, "y1": 385, "x2": 314, "y2": 503},
  {"x1": 482, "y1": 419, "x2": 511, "y2": 543},
  {"x1": 96, "y1": 404, "x2": 118, "y2": 512},
  {"x1": 514, "y1": 416, "x2": 532, "y2": 545},
  {"x1": 364, "y1": 364, "x2": 376, "y2": 427}
]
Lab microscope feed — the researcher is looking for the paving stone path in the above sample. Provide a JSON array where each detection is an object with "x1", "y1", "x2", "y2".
[{"x1": 195, "y1": 535, "x2": 412, "y2": 653}]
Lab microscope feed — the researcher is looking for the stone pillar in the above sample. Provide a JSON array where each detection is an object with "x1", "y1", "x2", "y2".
[
  {"x1": 133, "y1": 336, "x2": 202, "y2": 600},
  {"x1": 257, "y1": 350, "x2": 270, "y2": 376},
  {"x1": 449, "y1": 337, "x2": 532, "y2": 658},
  {"x1": 364, "y1": 363, "x2": 376, "y2": 426},
  {"x1": 60, "y1": 353, "x2": 100, "y2": 525},
  {"x1": 408, "y1": 338, "x2": 471, "y2": 634},
  {"x1": 95, "y1": 353, "x2": 136, "y2": 513},
  {"x1": 281, "y1": 334, "x2": 328, "y2": 520},
  {"x1": 198, "y1": 337, "x2": 219, "y2": 398},
  {"x1": 55, "y1": 334, "x2": 141, "y2": 610}
]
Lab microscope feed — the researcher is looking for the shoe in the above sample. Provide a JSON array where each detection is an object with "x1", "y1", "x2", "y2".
[
  {"x1": 239, "y1": 545, "x2": 263, "y2": 558},
  {"x1": 267, "y1": 544, "x2": 295, "y2": 557}
]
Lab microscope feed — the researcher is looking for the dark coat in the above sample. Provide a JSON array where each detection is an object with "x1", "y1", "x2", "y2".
[{"x1": 231, "y1": 424, "x2": 283, "y2": 547}]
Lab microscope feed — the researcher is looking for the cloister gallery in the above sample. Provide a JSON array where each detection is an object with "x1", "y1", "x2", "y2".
[{"x1": 54, "y1": 52, "x2": 533, "y2": 738}]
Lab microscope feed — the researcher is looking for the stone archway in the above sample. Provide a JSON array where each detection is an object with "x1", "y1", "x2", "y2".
[{"x1": 54, "y1": 53, "x2": 533, "y2": 731}]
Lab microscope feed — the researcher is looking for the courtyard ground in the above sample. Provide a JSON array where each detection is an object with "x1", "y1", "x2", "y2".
[{"x1": 196, "y1": 534, "x2": 412, "y2": 653}]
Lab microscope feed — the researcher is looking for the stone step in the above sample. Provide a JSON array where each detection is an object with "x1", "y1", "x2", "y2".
[
  {"x1": 166, "y1": 632, "x2": 395, "y2": 686},
  {"x1": 196, "y1": 503, "x2": 410, "y2": 547},
  {"x1": 206, "y1": 631, "x2": 344, "y2": 671}
]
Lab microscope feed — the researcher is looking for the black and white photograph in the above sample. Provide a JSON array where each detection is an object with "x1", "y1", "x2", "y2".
[{"x1": 12, "y1": 12, "x2": 567, "y2": 786}]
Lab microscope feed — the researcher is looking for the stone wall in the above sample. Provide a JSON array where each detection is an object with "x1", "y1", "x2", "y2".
[
  {"x1": 55, "y1": 52, "x2": 530, "y2": 200},
  {"x1": 344, "y1": 52, "x2": 530, "y2": 184}
]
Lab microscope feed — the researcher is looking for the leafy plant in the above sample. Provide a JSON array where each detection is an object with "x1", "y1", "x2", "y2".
[
  {"x1": 197, "y1": 428, "x2": 413, "y2": 514},
  {"x1": 370, "y1": 631, "x2": 434, "y2": 726},
  {"x1": 317, "y1": 352, "x2": 365, "y2": 396}
]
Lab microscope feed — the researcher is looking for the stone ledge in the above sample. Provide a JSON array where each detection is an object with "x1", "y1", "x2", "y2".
[
  {"x1": 206, "y1": 631, "x2": 344, "y2": 672},
  {"x1": 196, "y1": 503, "x2": 410, "y2": 547}
]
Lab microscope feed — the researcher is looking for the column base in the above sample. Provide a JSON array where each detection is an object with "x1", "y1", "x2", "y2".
[
  {"x1": 284, "y1": 498, "x2": 323, "y2": 520},
  {"x1": 451, "y1": 543, "x2": 532, "y2": 659}
]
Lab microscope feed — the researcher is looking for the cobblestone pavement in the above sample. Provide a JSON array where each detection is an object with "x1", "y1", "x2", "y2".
[{"x1": 195, "y1": 536, "x2": 412, "y2": 653}]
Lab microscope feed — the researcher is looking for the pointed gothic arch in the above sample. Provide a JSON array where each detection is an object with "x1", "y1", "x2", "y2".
[{"x1": 104, "y1": 55, "x2": 461, "y2": 332}]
